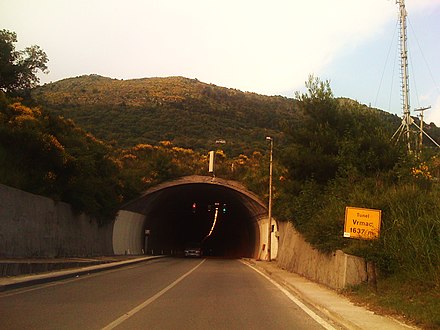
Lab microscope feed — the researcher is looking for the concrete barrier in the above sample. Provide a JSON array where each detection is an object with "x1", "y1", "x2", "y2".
[{"x1": 0, "y1": 184, "x2": 112, "y2": 257}]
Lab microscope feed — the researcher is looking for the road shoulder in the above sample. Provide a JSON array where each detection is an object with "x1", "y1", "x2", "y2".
[{"x1": 243, "y1": 259, "x2": 419, "y2": 330}]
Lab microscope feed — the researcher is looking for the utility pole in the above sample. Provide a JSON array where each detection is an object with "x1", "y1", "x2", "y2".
[
  {"x1": 414, "y1": 106, "x2": 430, "y2": 154},
  {"x1": 266, "y1": 136, "x2": 273, "y2": 261},
  {"x1": 414, "y1": 106, "x2": 440, "y2": 152}
]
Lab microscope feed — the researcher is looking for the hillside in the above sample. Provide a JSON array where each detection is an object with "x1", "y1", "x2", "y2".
[
  {"x1": 32, "y1": 75, "x2": 298, "y2": 155},
  {"x1": 31, "y1": 73, "x2": 440, "y2": 156}
]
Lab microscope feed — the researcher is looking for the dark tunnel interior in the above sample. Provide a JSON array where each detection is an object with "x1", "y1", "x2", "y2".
[{"x1": 143, "y1": 184, "x2": 257, "y2": 258}]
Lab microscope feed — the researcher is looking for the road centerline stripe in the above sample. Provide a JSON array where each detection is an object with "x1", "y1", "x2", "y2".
[{"x1": 101, "y1": 259, "x2": 206, "y2": 330}]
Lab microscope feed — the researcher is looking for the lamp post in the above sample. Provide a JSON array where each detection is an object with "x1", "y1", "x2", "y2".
[{"x1": 266, "y1": 136, "x2": 273, "y2": 261}]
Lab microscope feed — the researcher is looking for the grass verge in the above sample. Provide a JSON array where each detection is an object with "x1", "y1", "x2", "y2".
[{"x1": 343, "y1": 274, "x2": 440, "y2": 329}]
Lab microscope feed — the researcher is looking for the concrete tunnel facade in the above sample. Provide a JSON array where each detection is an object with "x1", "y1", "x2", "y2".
[{"x1": 112, "y1": 175, "x2": 278, "y2": 259}]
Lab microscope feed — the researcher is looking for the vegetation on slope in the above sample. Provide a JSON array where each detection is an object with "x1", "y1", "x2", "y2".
[
  {"x1": 31, "y1": 74, "x2": 296, "y2": 155},
  {"x1": 274, "y1": 76, "x2": 440, "y2": 328},
  {"x1": 0, "y1": 94, "x2": 124, "y2": 222},
  {"x1": 279, "y1": 76, "x2": 440, "y2": 276},
  {"x1": 0, "y1": 91, "x2": 274, "y2": 224}
]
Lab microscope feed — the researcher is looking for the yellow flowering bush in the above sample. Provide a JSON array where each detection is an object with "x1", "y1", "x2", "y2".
[
  {"x1": 411, "y1": 162, "x2": 432, "y2": 180},
  {"x1": 411, "y1": 162, "x2": 433, "y2": 188}
]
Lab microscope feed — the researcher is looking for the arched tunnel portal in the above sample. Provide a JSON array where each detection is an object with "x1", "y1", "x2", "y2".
[{"x1": 112, "y1": 176, "x2": 277, "y2": 259}]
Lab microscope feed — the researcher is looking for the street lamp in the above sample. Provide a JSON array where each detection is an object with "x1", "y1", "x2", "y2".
[{"x1": 266, "y1": 136, "x2": 273, "y2": 261}]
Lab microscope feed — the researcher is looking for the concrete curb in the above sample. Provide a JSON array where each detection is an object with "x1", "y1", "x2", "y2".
[{"x1": 0, "y1": 256, "x2": 166, "y2": 292}]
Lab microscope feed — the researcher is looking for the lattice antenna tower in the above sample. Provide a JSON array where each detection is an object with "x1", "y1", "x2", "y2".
[
  {"x1": 391, "y1": 0, "x2": 413, "y2": 152},
  {"x1": 391, "y1": 0, "x2": 440, "y2": 153}
]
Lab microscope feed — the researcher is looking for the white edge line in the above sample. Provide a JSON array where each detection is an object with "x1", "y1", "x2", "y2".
[
  {"x1": 101, "y1": 259, "x2": 206, "y2": 330},
  {"x1": 241, "y1": 260, "x2": 336, "y2": 330}
]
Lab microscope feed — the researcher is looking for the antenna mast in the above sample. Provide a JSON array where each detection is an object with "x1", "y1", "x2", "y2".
[
  {"x1": 392, "y1": 0, "x2": 413, "y2": 152},
  {"x1": 399, "y1": 0, "x2": 412, "y2": 152},
  {"x1": 391, "y1": 0, "x2": 440, "y2": 154}
]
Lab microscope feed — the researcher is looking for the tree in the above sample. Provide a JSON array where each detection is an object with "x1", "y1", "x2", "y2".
[
  {"x1": 282, "y1": 75, "x2": 401, "y2": 184},
  {"x1": 0, "y1": 29, "x2": 48, "y2": 93},
  {"x1": 282, "y1": 75, "x2": 340, "y2": 183}
]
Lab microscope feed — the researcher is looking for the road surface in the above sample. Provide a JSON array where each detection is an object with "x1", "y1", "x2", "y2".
[{"x1": 0, "y1": 258, "x2": 339, "y2": 329}]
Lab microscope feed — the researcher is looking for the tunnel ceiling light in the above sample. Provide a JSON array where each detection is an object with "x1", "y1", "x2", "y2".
[{"x1": 203, "y1": 207, "x2": 219, "y2": 242}]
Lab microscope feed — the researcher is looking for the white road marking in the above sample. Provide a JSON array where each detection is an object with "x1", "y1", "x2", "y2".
[
  {"x1": 242, "y1": 261, "x2": 337, "y2": 330},
  {"x1": 101, "y1": 259, "x2": 206, "y2": 330}
]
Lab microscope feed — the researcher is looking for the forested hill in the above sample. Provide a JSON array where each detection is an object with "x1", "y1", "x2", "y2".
[{"x1": 32, "y1": 75, "x2": 298, "y2": 155}]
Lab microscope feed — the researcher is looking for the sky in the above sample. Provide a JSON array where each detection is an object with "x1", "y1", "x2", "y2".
[{"x1": 2, "y1": 0, "x2": 440, "y2": 124}]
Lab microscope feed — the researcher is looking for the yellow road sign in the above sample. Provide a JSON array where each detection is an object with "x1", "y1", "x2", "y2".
[{"x1": 344, "y1": 207, "x2": 381, "y2": 240}]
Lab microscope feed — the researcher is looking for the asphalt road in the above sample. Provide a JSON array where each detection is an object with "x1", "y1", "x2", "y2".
[{"x1": 0, "y1": 258, "x2": 339, "y2": 329}]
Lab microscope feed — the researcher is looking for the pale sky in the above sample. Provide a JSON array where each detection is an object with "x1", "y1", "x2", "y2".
[{"x1": 2, "y1": 0, "x2": 440, "y2": 124}]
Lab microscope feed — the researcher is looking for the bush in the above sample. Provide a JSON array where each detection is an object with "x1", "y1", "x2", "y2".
[{"x1": 0, "y1": 99, "x2": 124, "y2": 223}]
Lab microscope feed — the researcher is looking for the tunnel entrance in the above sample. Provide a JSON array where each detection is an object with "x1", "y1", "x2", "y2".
[
  {"x1": 114, "y1": 176, "x2": 269, "y2": 259},
  {"x1": 146, "y1": 184, "x2": 255, "y2": 258}
]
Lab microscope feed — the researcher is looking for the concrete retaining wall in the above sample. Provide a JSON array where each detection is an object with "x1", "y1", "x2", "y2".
[
  {"x1": 112, "y1": 210, "x2": 146, "y2": 255},
  {"x1": 0, "y1": 184, "x2": 113, "y2": 257},
  {"x1": 276, "y1": 221, "x2": 369, "y2": 290}
]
